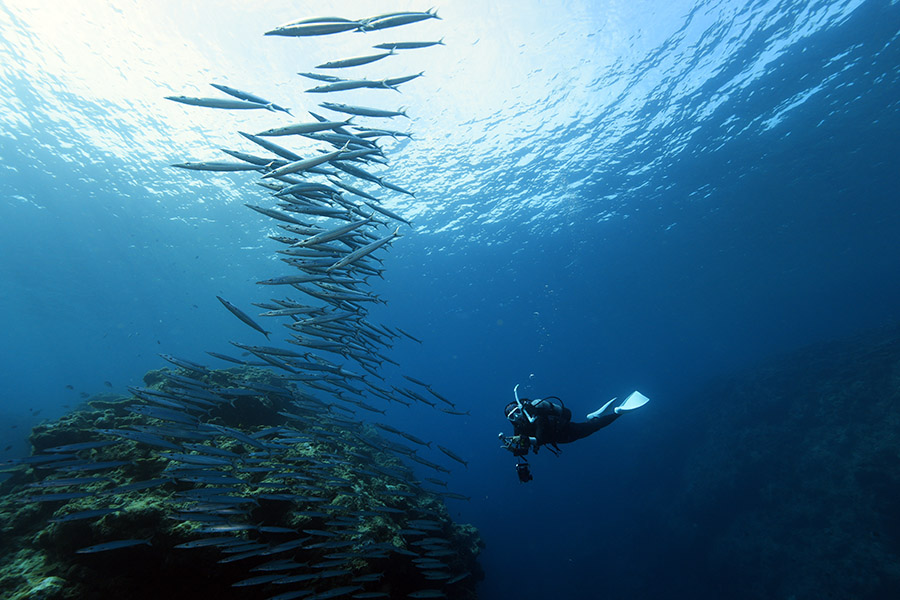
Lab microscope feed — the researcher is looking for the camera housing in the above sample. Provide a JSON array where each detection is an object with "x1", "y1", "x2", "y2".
[{"x1": 515, "y1": 462, "x2": 533, "y2": 483}]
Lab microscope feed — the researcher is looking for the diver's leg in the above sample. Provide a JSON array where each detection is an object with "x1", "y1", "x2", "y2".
[{"x1": 555, "y1": 417, "x2": 618, "y2": 444}]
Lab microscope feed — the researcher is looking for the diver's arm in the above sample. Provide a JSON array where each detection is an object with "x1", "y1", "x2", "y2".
[
  {"x1": 498, "y1": 432, "x2": 538, "y2": 455},
  {"x1": 511, "y1": 420, "x2": 538, "y2": 447}
]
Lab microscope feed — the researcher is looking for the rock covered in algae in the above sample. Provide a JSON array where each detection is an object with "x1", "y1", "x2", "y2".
[{"x1": 0, "y1": 366, "x2": 483, "y2": 600}]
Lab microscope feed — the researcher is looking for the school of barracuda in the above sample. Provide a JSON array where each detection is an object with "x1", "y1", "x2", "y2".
[{"x1": 1, "y1": 9, "x2": 480, "y2": 600}]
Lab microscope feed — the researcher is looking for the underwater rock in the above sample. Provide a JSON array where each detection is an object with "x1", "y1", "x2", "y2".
[
  {"x1": 669, "y1": 325, "x2": 900, "y2": 600},
  {"x1": 0, "y1": 366, "x2": 482, "y2": 600}
]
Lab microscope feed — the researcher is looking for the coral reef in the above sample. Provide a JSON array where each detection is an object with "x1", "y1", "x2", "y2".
[{"x1": 0, "y1": 367, "x2": 482, "y2": 600}]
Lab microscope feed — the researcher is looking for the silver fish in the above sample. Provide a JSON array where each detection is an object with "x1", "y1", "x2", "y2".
[
  {"x1": 316, "y1": 50, "x2": 394, "y2": 69},
  {"x1": 265, "y1": 20, "x2": 361, "y2": 37},
  {"x1": 165, "y1": 95, "x2": 274, "y2": 110},
  {"x1": 320, "y1": 102, "x2": 408, "y2": 118},
  {"x1": 297, "y1": 72, "x2": 347, "y2": 83},
  {"x1": 383, "y1": 71, "x2": 425, "y2": 87},
  {"x1": 363, "y1": 201, "x2": 413, "y2": 226},
  {"x1": 262, "y1": 144, "x2": 351, "y2": 179},
  {"x1": 360, "y1": 9, "x2": 440, "y2": 32},
  {"x1": 209, "y1": 83, "x2": 290, "y2": 114},
  {"x1": 292, "y1": 215, "x2": 374, "y2": 247},
  {"x1": 75, "y1": 539, "x2": 151, "y2": 554},
  {"x1": 171, "y1": 161, "x2": 263, "y2": 172},
  {"x1": 256, "y1": 119, "x2": 353, "y2": 137},
  {"x1": 436, "y1": 445, "x2": 468, "y2": 467},
  {"x1": 215, "y1": 295, "x2": 271, "y2": 339},
  {"x1": 373, "y1": 39, "x2": 444, "y2": 50},
  {"x1": 305, "y1": 79, "x2": 398, "y2": 94}
]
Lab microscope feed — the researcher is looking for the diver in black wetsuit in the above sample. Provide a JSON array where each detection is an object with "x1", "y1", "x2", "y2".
[
  {"x1": 505, "y1": 397, "x2": 618, "y2": 447},
  {"x1": 499, "y1": 384, "x2": 650, "y2": 481}
]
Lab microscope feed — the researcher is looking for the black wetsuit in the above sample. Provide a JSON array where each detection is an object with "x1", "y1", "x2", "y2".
[{"x1": 513, "y1": 398, "x2": 618, "y2": 448}]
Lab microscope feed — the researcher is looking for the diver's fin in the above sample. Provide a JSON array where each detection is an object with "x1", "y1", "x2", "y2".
[
  {"x1": 614, "y1": 391, "x2": 650, "y2": 414},
  {"x1": 586, "y1": 397, "x2": 617, "y2": 420}
]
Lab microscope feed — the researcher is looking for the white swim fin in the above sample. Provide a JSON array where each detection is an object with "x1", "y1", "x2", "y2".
[
  {"x1": 586, "y1": 397, "x2": 617, "y2": 420},
  {"x1": 614, "y1": 390, "x2": 650, "y2": 414}
]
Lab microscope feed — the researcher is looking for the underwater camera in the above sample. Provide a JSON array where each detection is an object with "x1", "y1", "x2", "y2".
[
  {"x1": 499, "y1": 433, "x2": 531, "y2": 457},
  {"x1": 515, "y1": 461, "x2": 533, "y2": 483}
]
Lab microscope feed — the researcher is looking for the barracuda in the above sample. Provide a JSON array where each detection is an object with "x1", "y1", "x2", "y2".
[
  {"x1": 316, "y1": 50, "x2": 394, "y2": 69},
  {"x1": 165, "y1": 95, "x2": 274, "y2": 110}
]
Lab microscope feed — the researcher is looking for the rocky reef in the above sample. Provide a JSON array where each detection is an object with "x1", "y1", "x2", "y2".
[
  {"x1": 0, "y1": 366, "x2": 482, "y2": 600},
  {"x1": 665, "y1": 325, "x2": 900, "y2": 599}
]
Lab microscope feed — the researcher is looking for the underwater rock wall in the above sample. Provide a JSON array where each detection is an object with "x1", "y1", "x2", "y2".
[
  {"x1": 0, "y1": 366, "x2": 481, "y2": 600},
  {"x1": 667, "y1": 325, "x2": 900, "y2": 600}
]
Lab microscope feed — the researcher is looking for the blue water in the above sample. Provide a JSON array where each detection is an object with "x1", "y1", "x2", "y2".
[{"x1": 1, "y1": 0, "x2": 899, "y2": 598}]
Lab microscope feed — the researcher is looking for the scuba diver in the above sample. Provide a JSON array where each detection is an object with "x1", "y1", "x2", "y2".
[{"x1": 499, "y1": 384, "x2": 650, "y2": 482}]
